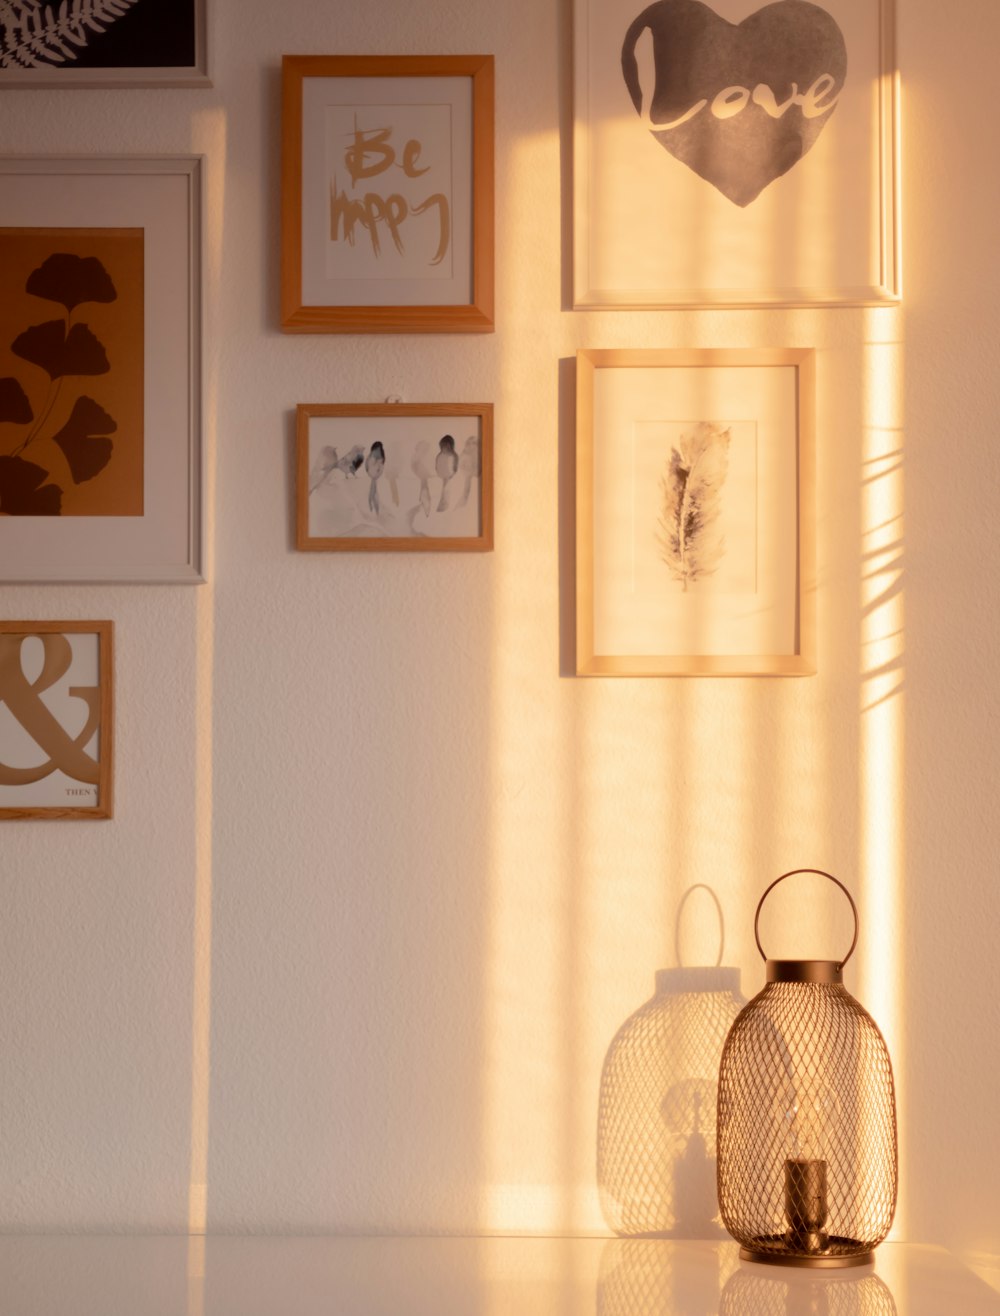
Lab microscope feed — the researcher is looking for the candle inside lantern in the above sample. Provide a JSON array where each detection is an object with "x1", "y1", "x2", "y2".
[{"x1": 784, "y1": 1157, "x2": 829, "y2": 1254}]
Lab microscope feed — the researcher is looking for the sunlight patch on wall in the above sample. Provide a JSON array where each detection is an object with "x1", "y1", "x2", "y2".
[
  {"x1": 186, "y1": 108, "x2": 225, "y2": 1257},
  {"x1": 858, "y1": 306, "x2": 905, "y2": 1240}
]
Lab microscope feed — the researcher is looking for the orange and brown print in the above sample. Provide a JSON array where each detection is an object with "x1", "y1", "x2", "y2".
[{"x1": 0, "y1": 227, "x2": 143, "y2": 516}]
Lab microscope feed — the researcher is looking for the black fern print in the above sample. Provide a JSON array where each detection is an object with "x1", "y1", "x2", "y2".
[
  {"x1": 0, "y1": 0, "x2": 139, "y2": 70},
  {"x1": 0, "y1": 252, "x2": 118, "y2": 517}
]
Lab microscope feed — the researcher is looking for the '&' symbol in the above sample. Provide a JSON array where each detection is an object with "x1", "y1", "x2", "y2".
[{"x1": 0, "y1": 633, "x2": 100, "y2": 785}]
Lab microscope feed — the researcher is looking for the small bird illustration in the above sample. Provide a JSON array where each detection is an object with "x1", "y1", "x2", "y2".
[
  {"x1": 308, "y1": 445, "x2": 338, "y2": 493},
  {"x1": 411, "y1": 439, "x2": 434, "y2": 518},
  {"x1": 365, "y1": 441, "x2": 385, "y2": 514},
  {"x1": 457, "y1": 435, "x2": 480, "y2": 507},
  {"x1": 435, "y1": 434, "x2": 458, "y2": 510},
  {"x1": 336, "y1": 445, "x2": 365, "y2": 477}
]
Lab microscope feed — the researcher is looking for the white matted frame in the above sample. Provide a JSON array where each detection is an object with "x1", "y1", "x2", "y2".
[
  {"x1": 0, "y1": 156, "x2": 203, "y2": 583},
  {"x1": 0, "y1": 0, "x2": 209, "y2": 88},
  {"x1": 0, "y1": 620, "x2": 113, "y2": 820},
  {"x1": 282, "y1": 55, "x2": 495, "y2": 334},
  {"x1": 576, "y1": 349, "x2": 815, "y2": 676},
  {"x1": 296, "y1": 402, "x2": 493, "y2": 552},
  {"x1": 574, "y1": 0, "x2": 899, "y2": 307}
]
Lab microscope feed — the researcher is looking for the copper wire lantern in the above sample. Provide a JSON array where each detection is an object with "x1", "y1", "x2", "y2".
[{"x1": 716, "y1": 870, "x2": 897, "y2": 1269}]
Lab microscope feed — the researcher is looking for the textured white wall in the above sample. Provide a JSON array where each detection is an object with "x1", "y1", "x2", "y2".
[{"x1": 0, "y1": 0, "x2": 997, "y2": 1259}]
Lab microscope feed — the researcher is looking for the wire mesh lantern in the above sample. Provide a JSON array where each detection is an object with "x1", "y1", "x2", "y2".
[
  {"x1": 717, "y1": 870, "x2": 897, "y2": 1269},
  {"x1": 598, "y1": 887, "x2": 743, "y2": 1237}
]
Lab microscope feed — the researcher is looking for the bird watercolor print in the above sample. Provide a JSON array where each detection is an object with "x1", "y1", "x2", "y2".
[{"x1": 300, "y1": 409, "x2": 488, "y2": 549}]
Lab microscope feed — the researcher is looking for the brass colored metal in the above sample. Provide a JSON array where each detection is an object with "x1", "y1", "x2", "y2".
[
  {"x1": 767, "y1": 960, "x2": 843, "y2": 985},
  {"x1": 754, "y1": 868, "x2": 859, "y2": 968},
  {"x1": 717, "y1": 872, "x2": 898, "y2": 1270}
]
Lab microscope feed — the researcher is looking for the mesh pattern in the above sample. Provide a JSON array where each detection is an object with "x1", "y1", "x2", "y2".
[
  {"x1": 719, "y1": 1267, "x2": 898, "y2": 1314},
  {"x1": 598, "y1": 974, "x2": 743, "y2": 1236},
  {"x1": 597, "y1": 1238, "x2": 739, "y2": 1315},
  {"x1": 717, "y1": 981, "x2": 897, "y2": 1261}
]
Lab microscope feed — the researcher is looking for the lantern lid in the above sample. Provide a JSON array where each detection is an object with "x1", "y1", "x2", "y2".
[{"x1": 766, "y1": 959, "x2": 844, "y2": 985}]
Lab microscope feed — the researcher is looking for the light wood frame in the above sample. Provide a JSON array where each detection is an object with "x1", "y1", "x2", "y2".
[
  {"x1": 296, "y1": 402, "x2": 494, "y2": 552},
  {"x1": 0, "y1": 0, "x2": 209, "y2": 88},
  {"x1": 576, "y1": 349, "x2": 815, "y2": 676},
  {"x1": 573, "y1": 0, "x2": 899, "y2": 307},
  {"x1": 0, "y1": 621, "x2": 113, "y2": 819},
  {"x1": 281, "y1": 55, "x2": 495, "y2": 333}
]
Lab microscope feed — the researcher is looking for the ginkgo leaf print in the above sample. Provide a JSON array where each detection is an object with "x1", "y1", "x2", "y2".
[
  {"x1": 0, "y1": 453, "x2": 62, "y2": 514},
  {"x1": 0, "y1": 228, "x2": 143, "y2": 515},
  {"x1": 0, "y1": 376, "x2": 33, "y2": 424},
  {"x1": 12, "y1": 320, "x2": 110, "y2": 380},
  {"x1": 0, "y1": 0, "x2": 140, "y2": 70},
  {"x1": 26, "y1": 252, "x2": 117, "y2": 311},
  {"x1": 52, "y1": 395, "x2": 116, "y2": 483}
]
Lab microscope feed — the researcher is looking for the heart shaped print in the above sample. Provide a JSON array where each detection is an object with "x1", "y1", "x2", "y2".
[{"x1": 621, "y1": 0, "x2": 847, "y2": 206}]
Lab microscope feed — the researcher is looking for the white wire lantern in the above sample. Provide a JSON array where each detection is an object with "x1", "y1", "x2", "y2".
[{"x1": 717, "y1": 870, "x2": 898, "y2": 1269}]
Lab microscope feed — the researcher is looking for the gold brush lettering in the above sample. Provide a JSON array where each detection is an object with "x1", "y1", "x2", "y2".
[
  {"x1": 330, "y1": 123, "x2": 451, "y2": 264},
  {"x1": 0, "y1": 634, "x2": 100, "y2": 786}
]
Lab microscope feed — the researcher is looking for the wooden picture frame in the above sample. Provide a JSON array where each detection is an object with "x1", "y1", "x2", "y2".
[
  {"x1": 0, "y1": 155, "x2": 204, "y2": 583},
  {"x1": 573, "y1": 0, "x2": 899, "y2": 307},
  {"x1": 576, "y1": 349, "x2": 815, "y2": 676},
  {"x1": 0, "y1": 621, "x2": 113, "y2": 819},
  {"x1": 296, "y1": 402, "x2": 493, "y2": 552},
  {"x1": 281, "y1": 55, "x2": 495, "y2": 333},
  {"x1": 0, "y1": 0, "x2": 210, "y2": 88}
]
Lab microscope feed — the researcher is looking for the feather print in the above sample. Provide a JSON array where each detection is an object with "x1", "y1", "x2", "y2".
[
  {"x1": 1, "y1": 0, "x2": 139, "y2": 70},
  {"x1": 656, "y1": 422, "x2": 731, "y2": 591}
]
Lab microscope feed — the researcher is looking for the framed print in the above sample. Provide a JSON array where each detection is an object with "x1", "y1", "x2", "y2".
[
  {"x1": 0, "y1": 621, "x2": 113, "y2": 819},
  {"x1": 296, "y1": 403, "x2": 493, "y2": 552},
  {"x1": 0, "y1": 0, "x2": 209, "y2": 88},
  {"x1": 0, "y1": 156, "x2": 203, "y2": 582},
  {"x1": 576, "y1": 349, "x2": 815, "y2": 676},
  {"x1": 573, "y1": 0, "x2": 899, "y2": 307},
  {"x1": 281, "y1": 55, "x2": 495, "y2": 334}
]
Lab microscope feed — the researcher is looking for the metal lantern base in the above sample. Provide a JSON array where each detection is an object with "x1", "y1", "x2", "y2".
[{"x1": 739, "y1": 1241, "x2": 875, "y2": 1270}]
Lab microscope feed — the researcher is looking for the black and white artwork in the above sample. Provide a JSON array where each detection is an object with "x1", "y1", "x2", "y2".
[
  {"x1": 296, "y1": 404, "x2": 493, "y2": 553},
  {"x1": 0, "y1": 0, "x2": 207, "y2": 85},
  {"x1": 621, "y1": 0, "x2": 848, "y2": 206},
  {"x1": 641, "y1": 419, "x2": 756, "y2": 596},
  {"x1": 574, "y1": 0, "x2": 898, "y2": 305}
]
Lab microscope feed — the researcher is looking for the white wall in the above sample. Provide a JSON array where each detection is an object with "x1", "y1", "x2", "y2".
[{"x1": 0, "y1": 0, "x2": 997, "y2": 1260}]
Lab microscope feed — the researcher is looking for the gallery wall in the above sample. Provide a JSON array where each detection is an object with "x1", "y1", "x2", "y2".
[{"x1": 0, "y1": 0, "x2": 997, "y2": 1266}]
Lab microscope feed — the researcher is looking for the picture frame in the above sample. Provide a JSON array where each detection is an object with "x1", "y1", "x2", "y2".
[
  {"x1": 0, "y1": 155, "x2": 204, "y2": 583},
  {"x1": 573, "y1": 0, "x2": 899, "y2": 307},
  {"x1": 296, "y1": 402, "x2": 493, "y2": 552},
  {"x1": 0, "y1": 620, "x2": 113, "y2": 820},
  {"x1": 576, "y1": 349, "x2": 815, "y2": 676},
  {"x1": 0, "y1": 0, "x2": 209, "y2": 88},
  {"x1": 281, "y1": 55, "x2": 495, "y2": 334}
]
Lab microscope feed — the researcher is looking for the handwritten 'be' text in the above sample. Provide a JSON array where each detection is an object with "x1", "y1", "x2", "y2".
[{"x1": 330, "y1": 125, "x2": 451, "y2": 264}]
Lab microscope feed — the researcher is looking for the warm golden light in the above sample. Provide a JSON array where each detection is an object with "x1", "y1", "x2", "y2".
[
  {"x1": 859, "y1": 305, "x2": 906, "y2": 1240},
  {"x1": 186, "y1": 109, "x2": 225, "y2": 1270}
]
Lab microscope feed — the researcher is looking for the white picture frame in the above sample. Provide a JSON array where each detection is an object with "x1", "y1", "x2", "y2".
[
  {"x1": 576, "y1": 349, "x2": 816, "y2": 676},
  {"x1": 0, "y1": 155, "x2": 204, "y2": 583},
  {"x1": 573, "y1": 0, "x2": 899, "y2": 307},
  {"x1": 0, "y1": 0, "x2": 210, "y2": 88}
]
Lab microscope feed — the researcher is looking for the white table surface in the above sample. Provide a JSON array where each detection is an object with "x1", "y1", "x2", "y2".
[{"x1": 0, "y1": 1235, "x2": 997, "y2": 1315}]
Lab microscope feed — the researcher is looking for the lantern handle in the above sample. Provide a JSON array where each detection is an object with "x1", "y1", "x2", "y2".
[
  {"x1": 675, "y1": 884, "x2": 725, "y2": 968},
  {"x1": 753, "y1": 869, "x2": 859, "y2": 967}
]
